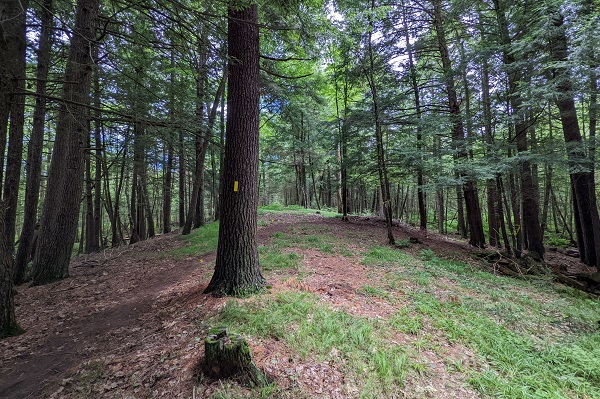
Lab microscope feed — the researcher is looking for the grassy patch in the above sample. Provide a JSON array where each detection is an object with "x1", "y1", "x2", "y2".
[
  {"x1": 361, "y1": 246, "x2": 412, "y2": 267},
  {"x1": 358, "y1": 244, "x2": 600, "y2": 398},
  {"x1": 360, "y1": 284, "x2": 391, "y2": 299},
  {"x1": 258, "y1": 204, "x2": 338, "y2": 217},
  {"x1": 169, "y1": 222, "x2": 219, "y2": 258},
  {"x1": 215, "y1": 292, "x2": 414, "y2": 397},
  {"x1": 395, "y1": 255, "x2": 600, "y2": 398},
  {"x1": 259, "y1": 246, "x2": 302, "y2": 271},
  {"x1": 269, "y1": 229, "x2": 349, "y2": 256}
]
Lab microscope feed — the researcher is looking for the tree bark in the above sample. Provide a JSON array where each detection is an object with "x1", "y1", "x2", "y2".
[
  {"x1": 549, "y1": 13, "x2": 600, "y2": 268},
  {"x1": 493, "y1": 0, "x2": 544, "y2": 257},
  {"x1": 204, "y1": 327, "x2": 267, "y2": 387},
  {"x1": 31, "y1": 0, "x2": 100, "y2": 285},
  {"x1": 204, "y1": 3, "x2": 266, "y2": 296},
  {"x1": 15, "y1": 0, "x2": 52, "y2": 283},
  {"x1": 402, "y1": 4, "x2": 426, "y2": 230},
  {"x1": 183, "y1": 69, "x2": 226, "y2": 235},
  {"x1": 431, "y1": 0, "x2": 485, "y2": 247},
  {"x1": 366, "y1": 2, "x2": 394, "y2": 244},
  {"x1": 1, "y1": 203, "x2": 22, "y2": 338}
]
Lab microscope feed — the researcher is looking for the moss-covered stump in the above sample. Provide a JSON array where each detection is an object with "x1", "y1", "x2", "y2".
[{"x1": 204, "y1": 327, "x2": 268, "y2": 387}]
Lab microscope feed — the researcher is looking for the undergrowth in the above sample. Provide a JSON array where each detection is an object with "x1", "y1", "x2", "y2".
[
  {"x1": 186, "y1": 213, "x2": 600, "y2": 399},
  {"x1": 367, "y1": 248, "x2": 600, "y2": 399}
]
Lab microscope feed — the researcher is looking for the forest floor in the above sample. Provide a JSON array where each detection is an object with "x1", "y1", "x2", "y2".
[{"x1": 1, "y1": 208, "x2": 599, "y2": 399}]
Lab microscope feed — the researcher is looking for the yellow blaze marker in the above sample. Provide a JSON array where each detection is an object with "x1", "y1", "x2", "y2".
[{"x1": 234, "y1": 180, "x2": 239, "y2": 192}]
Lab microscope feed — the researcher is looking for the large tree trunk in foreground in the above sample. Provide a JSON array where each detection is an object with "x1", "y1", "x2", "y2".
[
  {"x1": 550, "y1": 14, "x2": 600, "y2": 268},
  {"x1": 31, "y1": 0, "x2": 99, "y2": 285},
  {"x1": 204, "y1": 4, "x2": 266, "y2": 296}
]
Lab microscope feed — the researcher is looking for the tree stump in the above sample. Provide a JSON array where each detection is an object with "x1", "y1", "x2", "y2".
[{"x1": 204, "y1": 327, "x2": 268, "y2": 387}]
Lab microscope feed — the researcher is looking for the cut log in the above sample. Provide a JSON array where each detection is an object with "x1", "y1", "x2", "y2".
[{"x1": 203, "y1": 327, "x2": 268, "y2": 387}]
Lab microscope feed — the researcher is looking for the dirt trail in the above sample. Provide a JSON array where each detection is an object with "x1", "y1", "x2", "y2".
[{"x1": 0, "y1": 220, "x2": 294, "y2": 399}]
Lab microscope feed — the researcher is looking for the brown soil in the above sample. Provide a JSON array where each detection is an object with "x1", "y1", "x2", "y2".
[{"x1": 0, "y1": 213, "x2": 592, "y2": 398}]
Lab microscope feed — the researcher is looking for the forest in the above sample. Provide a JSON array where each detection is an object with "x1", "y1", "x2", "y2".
[{"x1": 1, "y1": 0, "x2": 600, "y2": 397}]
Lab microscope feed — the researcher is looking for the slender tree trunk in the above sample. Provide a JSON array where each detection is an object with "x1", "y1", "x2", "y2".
[
  {"x1": 191, "y1": 37, "x2": 207, "y2": 229},
  {"x1": 178, "y1": 134, "x2": 186, "y2": 226},
  {"x1": 141, "y1": 150, "x2": 155, "y2": 238},
  {"x1": 214, "y1": 90, "x2": 225, "y2": 221},
  {"x1": 204, "y1": 3, "x2": 266, "y2": 295},
  {"x1": 114, "y1": 155, "x2": 126, "y2": 246},
  {"x1": 14, "y1": 0, "x2": 53, "y2": 283},
  {"x1": 164, "y1": 141, "x2": 174, "y2": 233},
  {"x1": 31, "y1": 0, "x2": 99, "y2": 284},
  {"x1": 402, "y1": 5, "x2": 426, "y2": 230},
  {"x1": 92, "y1": 63, "x2": 102, "y2": 250},
  {"x1": 334, "y1": 64, "x2": 349, "y2": 221},
  {"x1": 366, "y1": 3, "x2": 394, "y2": 244},
  {"x1": 496, "y1": 177, "x2": 512, "y2": 254},
  {"x1": 84, "y1": 119, "x2": 94, "y2": 252},
  {"x1": 183, "y1": 69, "x2": 226, "y2": 235},
  {"x1": 482, "y1": 57, "x2": 499, "y2": 247}
]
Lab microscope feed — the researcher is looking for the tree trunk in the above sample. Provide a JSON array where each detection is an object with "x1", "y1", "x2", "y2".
[
  {"x1": 130, "y1": 122, "x2": 147, "y2": 244},
  {"x1": 92, "y1": 64, "x2": 102, "y2": 250},
  {"x1": 178, "y1": 128, "x2": 186, "y2": 227},
  {"x1": 84, "y1": 117, "x2": 94, "y2": 252},
  {"x1": 402, "y1": 5, "x2": 426, "y2": 230},
  {"x1": 431, "y1": 0, "x2": 484, "y2": 247},
  {"x1": 1, "y1": 0, "x2": 27, "y2": 261},
  {"x1": 1, "y1": 203, "x2": 22, "y2": 338},
  {"x1": 14, "y1": 0, "x2": 53, "y2": 284},
  {"x1": 493, "y1": 0, "x2": 544, "y2": 257},
  {"x1": 31, "y1": 0, "x2": 99, "y2": 284},
  {"x1": 334, "y1": 63, "x2": 349, "y2": 221},
  {"x1": 214, "y1": 90, "x2": 225, "y2": 221},
  {"x1": 204, "y1": 3, "x2": 266, "y2": 296},
  {"x1": 183, "y1": 69, "x2": 226, "y2": 235},
  {"x1": 482, "y1": 57, "x2": 499, "y2": 247},
  {"x1": 550, "y1": 13, "x2": 600, "y2": 268},
  {"x1": 366, "y1": 3, "x2": 394, "y2": 244}
]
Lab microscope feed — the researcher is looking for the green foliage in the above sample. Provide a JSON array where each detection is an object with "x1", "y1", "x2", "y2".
[
  {"x1": 169, "y1": 222, "x2": 219, "y2": 258},
  {"x1": 546, "y1": 236, "x2": 572, "y2": 249}
]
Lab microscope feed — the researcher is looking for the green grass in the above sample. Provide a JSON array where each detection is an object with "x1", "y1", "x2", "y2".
[
  {"x1": 355, "y1": 243, "x2": 600, "y2": 398},
  {"x1": 258, "y1": 204, "x2": 338, "y2": 217},
  {"x1": 259, "y1": 246, "x2": 302, "y2": 271},
  {"x1": 214, "y1": 292, "x2": 414, "y2": 397},
  {"x1": 398, "y1": 255, "x2": 600, "y2": 398},
  {"x1": 169, "y1": 222, "x2": 219, "y2": 258},
  {"x1": 361, "y1": 245, "x2": 413, "y2": 267},
  {"x1": 268, "y1": 229, "x2": 350, "y2": 256}
]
